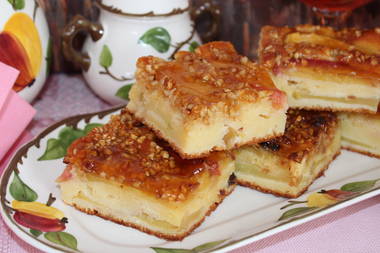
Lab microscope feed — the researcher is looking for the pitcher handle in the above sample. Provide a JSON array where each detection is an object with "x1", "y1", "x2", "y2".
[
  {"x1": 62, "y1": 15, "x2": 103, "y2": 71},
  {"x1": 191, "y1": 0, "x2": 220, "y2": 42}
]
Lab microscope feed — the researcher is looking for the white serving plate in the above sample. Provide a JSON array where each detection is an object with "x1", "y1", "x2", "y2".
[{"x1": 1, "y1": 107, "x2": 379, "y2": 253}]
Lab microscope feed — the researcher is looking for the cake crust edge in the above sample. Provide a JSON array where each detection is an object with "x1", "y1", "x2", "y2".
[
  {"x1": 282, "y1": 103, "x2": 379, "y2": 114},
  {"x1": 342, "y1": 146, "x2": 380, "y2": 159},
  {"x1": 62, "y1": 183, "x2": 236, "y2": 241},
  {"x1": 236, "y1": 151, "x2": 341, "y2": 198}
]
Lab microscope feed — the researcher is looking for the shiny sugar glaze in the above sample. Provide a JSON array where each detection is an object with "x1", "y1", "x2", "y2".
[{"x1": 64, "y1": 109, "x2": 223, "y2": 201}]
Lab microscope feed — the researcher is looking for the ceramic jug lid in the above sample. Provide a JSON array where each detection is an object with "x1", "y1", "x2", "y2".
[{"x1": 98, "y1": 0, "x2": 189, "y2": 15}]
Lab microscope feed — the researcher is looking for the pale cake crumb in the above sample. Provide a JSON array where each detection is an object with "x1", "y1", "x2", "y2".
[
  {"x1": 128, "y1": 41, "x2": 288, "y2": 158},
  {"x1": 234, "y1": 109, "x2": 341, "y2": 198}
]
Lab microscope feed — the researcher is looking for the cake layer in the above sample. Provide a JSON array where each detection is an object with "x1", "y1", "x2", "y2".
[
  {"x1": 59, "y1": 161, "x2": 235, "y2": 240},
  {"x1": 58, "y1": 109, "x2": 236, "y2": 240},
  {"x1": 234, "y1": 109, "x2": 341, "y2": 198},
  {"x1": 128, "y1": 41, "x2": 288, "y2": 158},
  {"x1": 340, "y1": 112, "x2": 380, "y2": 158},
  {"x1": 259, "y1": 25, "x2": 380, "y2": 113}
]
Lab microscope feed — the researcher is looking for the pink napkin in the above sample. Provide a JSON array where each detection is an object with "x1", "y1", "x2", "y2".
[
  {"x1": 0, "y1": 62, "x2": 36, "y2": 160},
  {"x1": 0, "y1": 62, "x2": 18, "y2": 108}
]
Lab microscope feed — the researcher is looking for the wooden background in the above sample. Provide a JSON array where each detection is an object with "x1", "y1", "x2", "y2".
[{"x1": 38, "y1": 0, "x2": 380, "y2": 73}]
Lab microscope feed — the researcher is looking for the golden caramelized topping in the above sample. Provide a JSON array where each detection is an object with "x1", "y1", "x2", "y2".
[
  {"x1": 135, "y1": 41, "x2": 286, "y2": 121},
  {"x1": 259, "y1": 109, "x2": 338, "y2": 163},
  {"x1": 259, "y1": 25, "x2": 380, "y2": 83},
  {"x1": 64, "y1": 109, "x2": 223, "y2": 201}
]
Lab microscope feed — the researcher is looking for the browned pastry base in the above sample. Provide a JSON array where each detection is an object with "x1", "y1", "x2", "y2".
[
  {"x1": 285, "y1": 105, "x2": 376, "y2": 114},
  {"x1": 342, "y1": 147, "x2": 380, "y2": 159},
  {"x1": 65, "y1": 184, "x2": 235, "y2": 241}
]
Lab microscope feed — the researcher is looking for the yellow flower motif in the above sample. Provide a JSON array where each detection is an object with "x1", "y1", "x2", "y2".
[
  {"x1": 11, "y1": 200, "x2": 64, "y2": 220},
  {"x1": 307, "y1": 192, "x2": 338, "y2": 208}
]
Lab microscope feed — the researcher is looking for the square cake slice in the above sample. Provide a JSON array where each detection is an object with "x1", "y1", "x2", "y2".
[
  {"x1": 340, "y1": 111, "x2": 380, "y2": 158},
  {"x1": 57, "y1": 109, "x2": 236, "y2": 241},
  {"x1": 234, "y1": 109, "x2": 341, "y2": 198},
  {"x1": 127, "y1": 41, "x2": 288, "y2": 159},
  {"x1": 259, "y1": 25, "x2": 380, "y2": 113}
]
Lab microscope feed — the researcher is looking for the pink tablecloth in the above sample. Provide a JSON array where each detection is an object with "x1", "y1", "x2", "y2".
[{"x1": 1, "y1": 74, "x2": 379, "y2": 253}]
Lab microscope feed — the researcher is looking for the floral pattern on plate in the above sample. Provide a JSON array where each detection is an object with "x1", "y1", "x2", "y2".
[
  {"x1": 279, "y1": 179, "x2": 380, "y2": 221},
  {"x1": 6, "y1": 171, "x2": 78, "y2": 250},
  {"x1": 1, "y1": 106, "x2": 380, "y2": 253}
]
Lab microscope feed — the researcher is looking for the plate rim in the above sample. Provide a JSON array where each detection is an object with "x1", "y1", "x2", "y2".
[
  {"x1": 0, "y1": 105, "x2": 124, "y2": 253},
  {"x1": 212, "y1": 187, "x2": 380, "y2": 253},
  {"x1": 1, "y1": 106, "x2": 380, "y2": 253}
]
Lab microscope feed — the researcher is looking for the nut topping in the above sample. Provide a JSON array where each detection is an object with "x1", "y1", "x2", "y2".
[
  {"x1": 135, "y1": 42, "x2": 283, "y2": 123},
  {"x1": 65, "y1": 109, "x2": 223, "y2": 202}
]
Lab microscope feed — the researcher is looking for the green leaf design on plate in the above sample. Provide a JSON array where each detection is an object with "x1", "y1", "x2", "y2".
[
  {"x1": 44, "y1": 231, "x2": 78, "y2": 250},
  {"x1": 9, "y1": 172, "x2": 38, "y2": 202},
  {"x1": 188, "y1": 41, "x2": 200, "y2": 52},
  {"x1": 151, "y1": 239, "x2": 226, "y2": 253},
  {"x1": 278, "y1": 207, "x2": 317, "y2": 221},
  {"x1": 58, "y1": 127, "x2": 84, "y2": 150},
  {"x1": 84, "y1": 123, "x2": 103, "y2": 135},
  {"x1": 99, "y1": 45, "x2": 113, "y2": 68},
  {"x1": 192, "y1": 239, "x2": 226, "y2": 252},
  {"x1": 115, "y1": 83, "x2": 134, "y2": 100},
  {"x1": 139, "y1": 27, "x2": 171, "y2": 53},
  {"x1": 38, "y1": 138, "x2": 66, "y2": 161},
  {"x1": 280, "y1": 200, "x2": 307, "y2": 210},
  {"x1": 151, "y1": 248, "x2": 192, "y2": 253},
  {"x1": 7, "y1": 0, "x2": 25, "y2": 10},
  {"x1": 38, "y1": 123, "x2": 103, "y2": 161},
  {"x1": 30, "y1": 229, "x2": 42, "y2": 237},
  {"x1": 340, "y1": 179, "x2": 379, "y2": 192}
]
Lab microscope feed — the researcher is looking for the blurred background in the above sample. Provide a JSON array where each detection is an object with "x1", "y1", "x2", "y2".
[{"x1": 40, "y1": 0, "x2": 380, "y2": 73}]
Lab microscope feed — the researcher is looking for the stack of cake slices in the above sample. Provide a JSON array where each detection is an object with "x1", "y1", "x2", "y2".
[
  {"x1": 58, "y1": 41, "x2": 289, "y2": 240},
  {"x1": 259, "y1": 24, "x2": 380, "y2": 160},
  {"x1": 240, "y1": 24, "x2": 380, "y2": 198},
  {"x1": 57, "y1": 25, "x2": 380, "y2": 241}
]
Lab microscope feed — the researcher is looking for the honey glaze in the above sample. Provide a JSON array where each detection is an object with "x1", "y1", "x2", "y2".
[
  {"x1": 135, "y1": 41, "x2": 286, "y2": 121},
  {"x1": 260, "y1": 25, "x2": 380, "y2": 82},
  {"x1": 64, "y1": 109, "x2": 223, "y2": 201},
  {"x1": 259, "y1": 109, "x2": 338, "y2": 163}
]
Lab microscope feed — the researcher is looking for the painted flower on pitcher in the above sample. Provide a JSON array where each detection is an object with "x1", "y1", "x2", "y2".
[
  {"x1": 279, "y1": 178, "x2": 380, "y2": 221},
  {"x1": 0, "y1": 11, "x2": 42, "y2": 91},
  {"x1": 6, "y1": 171, "x2": 78, "y2": 250}
]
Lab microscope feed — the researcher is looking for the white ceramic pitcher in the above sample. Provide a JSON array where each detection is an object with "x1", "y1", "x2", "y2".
[{"x1": 63, "y1": 0, "x2": 219, "y2": 104}]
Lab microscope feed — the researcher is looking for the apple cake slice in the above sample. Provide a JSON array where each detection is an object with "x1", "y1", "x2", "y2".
[
  {"x1": 57, "y1": 109, "x2": 236, "y2": 240},
  {"x1": 127, "y1": 41, "x2": 288, "y2": 159},
  {"x1": 340, "y1": 111, "x2": 380, "y2": 158},
  {"x1": 234, "y1": 109, "x2": 341, "y2": 198},
  {"x1": 259, "y1": 25, "x2": 380, "y2": 113}
]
